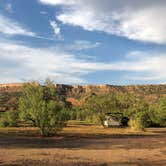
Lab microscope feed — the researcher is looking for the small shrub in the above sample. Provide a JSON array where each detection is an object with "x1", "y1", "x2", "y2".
[
  {"x1": 129, "y1": 112, "x2": 148, "y2": 131},
  {"x1": 129, "y1": 118, "x2": 143, "y2": 131}
]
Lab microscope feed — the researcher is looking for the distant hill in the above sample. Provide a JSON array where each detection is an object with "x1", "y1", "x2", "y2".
[{"x1": 0, "y1": 83, "x2": 166, "y2": 110}]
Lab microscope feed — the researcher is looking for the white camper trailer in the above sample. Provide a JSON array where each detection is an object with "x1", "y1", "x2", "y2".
[
  {"x1": 104, "y1": 116, "x2": 120, "y2": 127},
  {"x1": 104, "y1": 112, "x2": 129, "y2": 127}
]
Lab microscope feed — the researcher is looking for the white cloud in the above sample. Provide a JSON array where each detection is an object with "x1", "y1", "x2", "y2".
[
  {"x1": 39, "y1": 0, "x2": 166, "y2": 44},
  {"x1": 0, "y1": 14, "x2": 35, "y2": 37},
  {"x1": 0, "y1": 39, "x2": 166, "y2": 84},
  {"x1": 49, "y1": 20, "x2": 61, "y2": 38},
  {"x1": 0, "y1": 14, "x2": 59, "y2": 41}
]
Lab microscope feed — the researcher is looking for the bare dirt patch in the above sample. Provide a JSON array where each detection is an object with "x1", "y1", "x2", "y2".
[{"x1": 0, "y1": 125, "x2": 166, "y2": 166}]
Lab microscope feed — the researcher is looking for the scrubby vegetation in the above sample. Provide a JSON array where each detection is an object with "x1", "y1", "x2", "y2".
[
  {"x1": 0, "y1": 80, "x2": 166, "y2": 135},
  {"x1": 69, "y1": 93, "x2": 166, "y2": 130}
]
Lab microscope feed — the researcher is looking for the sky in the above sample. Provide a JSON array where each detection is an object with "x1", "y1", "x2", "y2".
[{"x1": 0, "y1": 0, "x2": 166, "y2": 85}]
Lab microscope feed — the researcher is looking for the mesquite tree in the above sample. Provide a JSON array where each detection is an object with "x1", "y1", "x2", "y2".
[{"x1": 19, "y1": 80, "x2": 68, "y2": 136}]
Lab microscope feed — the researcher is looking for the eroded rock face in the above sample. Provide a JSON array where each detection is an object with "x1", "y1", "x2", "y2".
[
  {"x1": 1, "y1": 83, "x2": 166, "y2": 95},
  {"x1": 0, "y1": 83, "x2": 23, "y2": 92},
  {"x1": 0, "y1": 83, "x2": 166, "y2": 107}
]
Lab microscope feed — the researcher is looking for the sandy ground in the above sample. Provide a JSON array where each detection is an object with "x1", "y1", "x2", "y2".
[{"x1": 0, "y1": 125, "x2": 166, "y2": 166}]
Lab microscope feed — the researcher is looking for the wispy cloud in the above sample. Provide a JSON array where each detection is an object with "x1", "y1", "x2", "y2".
[
  {"x1": 68, "y1": 40, "x2": 100, "y2": 51},
  {"x1": 0, "y1": 14, "x2": 62, "y2": 41},
  {"x1": 56, "y1": 40, "x2": 100, "y2": 51},
  {"x1": 0, "y1": 14, "x2": 35, "y2": 37}
]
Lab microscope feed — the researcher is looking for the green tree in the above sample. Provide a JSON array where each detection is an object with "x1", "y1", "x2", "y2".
[
  {"x1": 19, "y1": 80, "x2": 69, "y2": 136},
  {"x1": 127, "y1": 97, "x2": 151, "y2": 130},
  {"x1": 86, "y1": 94, "x2": 119, "y2": 126},
  {"x1": 129, "y1": 111, "x2": 150, "y2": 131},
  {"x1": 150, "y1": 97, "x2": 166, "y2": 126}
]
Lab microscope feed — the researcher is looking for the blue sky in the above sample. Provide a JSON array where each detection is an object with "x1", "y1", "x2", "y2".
[{"x1": 0, "y1": 0, "x2": 166, "y2": 85}]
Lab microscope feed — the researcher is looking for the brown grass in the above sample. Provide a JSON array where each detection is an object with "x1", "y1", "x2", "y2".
[{"x1": 0, "y1": 121, "x2": 166, "y2": 166}]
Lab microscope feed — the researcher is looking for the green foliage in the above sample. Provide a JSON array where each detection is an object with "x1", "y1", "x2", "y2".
[
  {"x1": 85, "y1": 93, "x2": 153, "y2": 128},
  {"x1": 19, "y1": 79, "x2": 69, "y2": 136},
  {"x1": 69, "y1": 106, "x2": 100, "y2": 124},
  {"x1": 1, "y1": 82, "x2": 166, "y2": 131},
  {"x1": 129, "y1": 111, "x2": 150, "y2": 131},
  {"x1": 129, "y1": 117, "x2": 142, "y2": 131},
  {"x1": 0, "y1": 110, "x2": 19, "y2": 127},
  {"x1": 69, "y1": 107, "x2": 83, "y2": 121},
  {"x1": 86, "y1": 94, "x2": 119, "y2": 126},
  {"x1": 157, "y1": 97, "x2": 166, "y2": 126},
  {"x1": 69, "y1": 92, "x2": 166, "y2": 129},
  {"x1": 69, "y1": 107, "x2": 77, "y2": 120},
  {"x1": 149, "y1": 97, "x2": 166, "y2": 126},
  {"x1": 85, "y1": 114, "x2": 100, "y2": 124}
]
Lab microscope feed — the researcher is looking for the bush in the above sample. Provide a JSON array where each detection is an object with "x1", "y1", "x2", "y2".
[
  {"x1": 0, "y1": 110, "x2": 19, "y2": 127},
  {"x1": 149, "y1": 97, "x2": 166, "y2": 127},
  {"x1": 156, "y1": 98, "x2": 166, "y2": 126},
  {"x1": 129, "y1": 118, "x2": 142, "y2": 131},
  {"x1": 129, "y1": 111, "x2": 149, "y2": 131},
  {"x1": 19, "y1": 80, "x2": 69, "y2": 136}
]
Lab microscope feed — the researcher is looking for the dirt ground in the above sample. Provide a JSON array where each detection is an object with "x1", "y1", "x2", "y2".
[{"x1": 0, "y1": 124, "x2": 166, "y2": 166}]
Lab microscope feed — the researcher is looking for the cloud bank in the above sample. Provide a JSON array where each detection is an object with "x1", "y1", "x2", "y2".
[
  {"x1": 0, "y1": 40, "x2": 166, "y2": 84},
  {"x1": 39, "y1": 0, "x2": 166, "y2": 44}
]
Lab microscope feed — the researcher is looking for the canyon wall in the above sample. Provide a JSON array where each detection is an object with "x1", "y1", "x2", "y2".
[
  {"x1": 1, "y1": 83, "x2": 166, "y2": 96},
  {"x1": 0, "y1": 83, "x2": 166, "y2": 109}
]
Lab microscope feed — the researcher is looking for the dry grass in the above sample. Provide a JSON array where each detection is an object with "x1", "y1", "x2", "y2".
[{"x1": 0, "y1": 121, "x2": 166, "y2": 166}]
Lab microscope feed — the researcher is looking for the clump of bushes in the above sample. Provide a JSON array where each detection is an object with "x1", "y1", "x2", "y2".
[{"x1": 1, "y1": 80, "x2": 166, "y2": 135}]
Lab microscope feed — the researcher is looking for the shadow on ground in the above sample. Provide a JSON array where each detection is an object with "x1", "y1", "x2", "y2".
[
  {"x1": 0, "y1": 159, "x2": 166, "y2": 166},
  {"x1": 0, "y1": 128, "x2": 166, "y2": 150}
]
